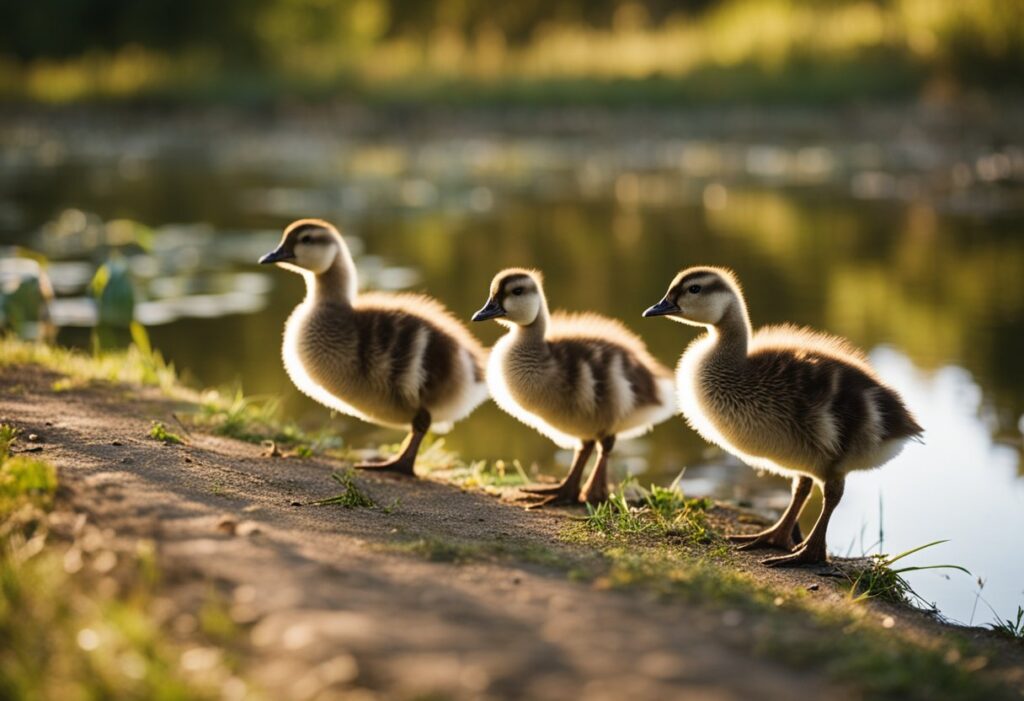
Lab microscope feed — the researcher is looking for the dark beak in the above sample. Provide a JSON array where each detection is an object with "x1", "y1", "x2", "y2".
[
  {"x1": 642, "y1": 297, "x2": 681, "y2": 318},
  {"x1": 471, "y1": 298, "x2": 506, "y2": 322},
  {"x1": 258, "y1": 246, "x2": 295, "y2": 265}
]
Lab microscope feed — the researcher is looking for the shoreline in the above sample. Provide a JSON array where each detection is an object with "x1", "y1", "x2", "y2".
[{"x1": 2, "y1": 338, "x2": 1022, "y2": 699}]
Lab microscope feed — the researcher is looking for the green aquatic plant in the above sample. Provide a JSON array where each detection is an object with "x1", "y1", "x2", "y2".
[
  {"x1": 90, "y1": 258, "x2": 136, "y2": 329},
  {"x1": 845, "y1": 540, "x2": 970, "y2": 606}
]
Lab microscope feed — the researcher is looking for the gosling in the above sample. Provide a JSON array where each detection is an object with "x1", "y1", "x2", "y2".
[
  {"x1": 643, "y1": 267, "x2": 922, "y2": 566},
  {"x1": 259, "y1": 219, "x2": 489, "y2": 476},
  {"x1": 472, "y1": 269, "x2": 676, "y2": 506}
]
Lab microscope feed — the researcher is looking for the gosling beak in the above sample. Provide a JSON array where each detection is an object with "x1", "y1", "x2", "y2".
[
  {"x1": 472, "y1": 298, "x2": 506, "y2": 322},
  {"x1": 258, "y1": 246, "x2": 295, "y2": 265},
  {"x1": 643, "y1": 297, "x2": 681, "y2": 318}
]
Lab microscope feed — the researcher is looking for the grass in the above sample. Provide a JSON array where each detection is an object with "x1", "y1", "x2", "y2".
[
  {"x1": 843, "y1": 540, "x2": 971, "y2": 607},
  {"x1": 0, "y1": 425, "x2": 18, "y2": 462},
  {"x1": 558, "y1": 486, "x2": 1016, "y2": 701},
  {"x1": 0, "y1": 335, "x2": 336, "y2": 457},
  {"x1": 583, "y1": 482, "x2": 714, "y2": 544},
  {"x1": 308, "y1": 469, "x2": 376, "y2": 509},
  {"x1": 2, "y1": 330, "x2": 178, "y2": 394},
  {"x1": 0, "y1": 422, "x2": 243, "y2": 700},
  {"x1": 148, "y1": 421, "x2": 184, "y2": 446},
  {"x1": 990, "y1": 607, "x2": 1024, "y2": 641},
  {"x1": 429, "y1": 456, "x2": 531, "y2": 491},
  {"x1": 190, "y1": 388, "x2": 334, "y2": 453}
]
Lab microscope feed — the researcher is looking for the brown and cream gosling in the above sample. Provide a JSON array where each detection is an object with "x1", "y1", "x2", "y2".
[
  {"x1": 259, "y1": 219, "x2": 489, "y2": 476},
  {"x1": 473, "y1": 269, "x2": 677, "y2": 507},
  {"x1": 643, "y1": 267, "x2": 923, "y2": 567}
]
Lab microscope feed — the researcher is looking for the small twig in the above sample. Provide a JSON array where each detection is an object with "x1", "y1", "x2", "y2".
[{"x1": 170, "y1": 413, "x2": 193, "y2": 438}]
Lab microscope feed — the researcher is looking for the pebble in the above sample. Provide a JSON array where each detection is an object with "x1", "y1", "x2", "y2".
[
  {"x1": 27, "y1": 433, "x2": 40, "y2": 442},
  {"x1": 216, "y1": 516, "x2": 238, "y2": 535},
  {"x1": 806, "y1": 583, "x2": 820, "y2": 592},
  {"x1": 237, "y1": 522, "x2": 261, "y2": 537}
]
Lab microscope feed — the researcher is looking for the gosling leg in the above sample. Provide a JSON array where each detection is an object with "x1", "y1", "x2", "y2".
[
  {"x1": 728, "y1": 476, "x2": 813, "y2": 552},
  {"x1": 520, "y1": 440, "x2": 595, "y2": 508},
  {"x1": 763, "y1": 476, "x2": 844, "y2": 567},
  {"x1": 579, "y1": 435, "x2": 617, "y2": 505},
  {"x1": 354, "y1": 408, "x2": 431, "y2": 477}
]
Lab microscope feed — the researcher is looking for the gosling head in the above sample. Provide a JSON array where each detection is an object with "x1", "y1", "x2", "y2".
[
  {"x1": 259, "y1": 219, "x2": 344, "y2": 276},
  {"x1": 643, "y1": 266, "x2": 743, "y2": 328},
  {"x1": 472, "y1": 268, "x2": 545, "y2": 327}
]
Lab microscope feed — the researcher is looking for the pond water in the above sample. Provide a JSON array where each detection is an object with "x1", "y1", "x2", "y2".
[{"x1": 1, "y1": 108, "x2": 1022, "y2": 626}]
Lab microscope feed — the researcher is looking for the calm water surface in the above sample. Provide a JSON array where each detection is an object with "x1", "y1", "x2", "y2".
[{"x1": 1, "y1": 109, "x2": 1022, "y2": 625}]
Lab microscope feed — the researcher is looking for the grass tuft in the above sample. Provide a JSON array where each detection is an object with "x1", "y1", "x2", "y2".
[
  {"x1": 990, "y1": 606, "x2": 1024, "y2": 641},
  {"x1": 583, "y1": 482, "x2": 713, "y2": 544},
  {"x1": 844, "y1": 540, "x2": 970, "y2": 607},
  {"x1": 309, "y1": 469, "x2": 376, "y2": 509},
  {"x1": 148, "y1": 421, "x2": 184, "y2": 445}
]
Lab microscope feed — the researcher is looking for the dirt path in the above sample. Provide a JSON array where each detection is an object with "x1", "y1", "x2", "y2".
[{"x1": 5, "y1": 364, "x2": 1019, "y2": 700}]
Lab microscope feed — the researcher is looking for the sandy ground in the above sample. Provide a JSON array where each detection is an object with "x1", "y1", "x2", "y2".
[{"x1": 2, "y1": 364, "x2": 1020, "y2": 700}]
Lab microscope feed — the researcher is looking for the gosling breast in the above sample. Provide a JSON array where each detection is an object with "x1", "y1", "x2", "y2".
[
  {"x1": 285, "y1": 292, "x2": 488, "y2": 432},
  {"x1": 490, "y1": 312, "x2": 677, "y2": 447},
  {"x1": 679, "y1": 324, "x2": 922, "y2": 480}
]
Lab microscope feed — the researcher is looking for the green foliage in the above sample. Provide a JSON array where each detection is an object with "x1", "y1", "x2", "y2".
[
  {"x1": 0, "y1": 425, "x2": 17, "y2": 463},
  {"x1": 0, "y1": 455, "x2": 58, "y2": 516},
  {"x1": 0, "y1": 416, "x2": 237, "y2": 699},
  {"x1": 148, "y1": 421, "x2": 184, "y2": 445},
  {"x1": 0, "y1": 274, "x2": 49, "y2": 334},
  {"x1": 845, "y1": 540, "x2": 971, "y2": 606},
  {"x1": 2, "y1": 0, "x2": 1021, "y2": 103},
  {"x1": 309, "y1": 469, "x2": 376, "y2": 509}
]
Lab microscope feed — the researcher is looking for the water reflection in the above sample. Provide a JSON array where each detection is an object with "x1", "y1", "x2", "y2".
[{"x1": 1, "y1": 113, "x2": 1022, "y2": 624}]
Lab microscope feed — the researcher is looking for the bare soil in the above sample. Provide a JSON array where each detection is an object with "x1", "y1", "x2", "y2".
[{"x1": 2, "y1": 364, "x2": 1021, "y2": 700}]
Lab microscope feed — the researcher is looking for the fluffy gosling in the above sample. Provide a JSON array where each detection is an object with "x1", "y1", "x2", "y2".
[
  {"x1": 473, "y1": 268, "x2": 676, "y2": 506},
  {"x1": 644, "y1": 267, "x2": 923, "y2": 566},
  {"x1": 259, "y1": 219, "x2": 489, "y2": 476}
]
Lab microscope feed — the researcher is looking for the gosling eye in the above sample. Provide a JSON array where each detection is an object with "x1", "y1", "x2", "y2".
[
  {"x1": 688, "y1": 284, "x2": 702, "y2": 294},
  {"x1": 299, "y1": 234, "x2": 313, "y2": 244},
  {"x1": 511, "y1": 287, "x2": 525, "y2": 296}
]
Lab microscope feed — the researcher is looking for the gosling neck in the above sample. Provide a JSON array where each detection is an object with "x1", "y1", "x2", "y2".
[
  {"x1": 305, "y1": 252, "x2": 357, "y2": 308},
  {"x1": 706, "y1": 300, "x2": 751, "y2": 363},
  {"x1": 509, "y1": 304, "x2": 549, "y2": 349}
]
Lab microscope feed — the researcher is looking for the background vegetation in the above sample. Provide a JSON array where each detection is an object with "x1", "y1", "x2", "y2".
[{"x1": 1, "y1": 0, "x2": 1022, "y2": 104}]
